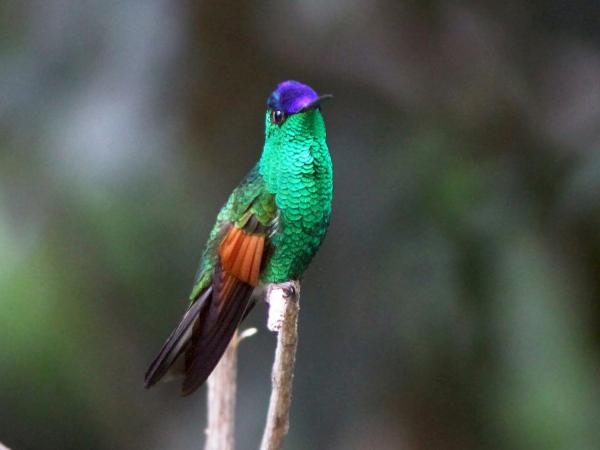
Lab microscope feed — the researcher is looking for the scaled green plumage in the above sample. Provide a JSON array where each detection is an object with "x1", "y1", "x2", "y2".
[
  {"x1": 190, "y1": 108, "x2": 331, "y2": 297},
  {"x1": 145, "y1": 80, "x2": 333, "y2": 395},
  {"x1": 258, "y1": 109, "x2": 332, "y2": 282}
]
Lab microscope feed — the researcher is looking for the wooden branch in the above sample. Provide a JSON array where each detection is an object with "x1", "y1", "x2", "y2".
[
  {"x1": 260, "y1": 280, "x2": 301, "y2": 450},
  {"x1": 204, "y1": 331, "x2": 238, "y2": 450}
]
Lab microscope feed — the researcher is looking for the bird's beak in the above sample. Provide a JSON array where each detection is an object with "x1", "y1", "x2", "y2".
[{"x1": 299, "y1": 94, "x2": 333, "y2": 112}]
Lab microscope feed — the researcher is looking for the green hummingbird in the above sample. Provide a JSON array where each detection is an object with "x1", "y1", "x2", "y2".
[{"x1": 145, "y1": 80, "x2": 333, "y2": 395}]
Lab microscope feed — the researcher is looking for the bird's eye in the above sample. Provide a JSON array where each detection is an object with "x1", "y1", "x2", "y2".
[{"x1": 270, "y1": 109, "x2": 286, "y2": 125}]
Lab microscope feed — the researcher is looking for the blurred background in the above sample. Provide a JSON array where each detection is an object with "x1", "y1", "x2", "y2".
[{"x1": 1, "y1": 1, "x2": 600, "y2": 449}]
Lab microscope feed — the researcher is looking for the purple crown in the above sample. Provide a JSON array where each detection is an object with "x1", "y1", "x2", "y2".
[{"x1": 267, "y1": 80, "x2": 320, "y2": 115}]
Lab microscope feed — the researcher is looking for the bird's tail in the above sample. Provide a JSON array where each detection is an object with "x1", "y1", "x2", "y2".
[{"x1": 144, "y1": 270, "x2": 255, "y2": 395}]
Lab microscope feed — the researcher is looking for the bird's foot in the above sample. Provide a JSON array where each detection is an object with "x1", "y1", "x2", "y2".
[
  {"x1": 282, "y1": 284, "x2": 296, "y2": 299},
  {"x1": 266, "y1": 281, "x2": 299, "y2": 332}
]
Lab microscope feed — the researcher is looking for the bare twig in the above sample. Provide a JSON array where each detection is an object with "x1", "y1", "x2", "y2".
[
  {"x1": 260, "y1": 280, "x2": 301, "y2": 450},
  {"x1": 204, "y1": 332, "x2": 238, "y2": 450}
]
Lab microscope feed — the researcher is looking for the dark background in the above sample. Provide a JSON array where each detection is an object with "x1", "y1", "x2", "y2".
[{"x1": 1, "y1": 1, "x2": 600, "y2": 449}]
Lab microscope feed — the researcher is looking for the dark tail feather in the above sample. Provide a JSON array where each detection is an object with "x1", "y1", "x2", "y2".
[
  {"x1": 181, "y1": 270, "x2": 255, "y2": 396},
  {"x1": 144, "y1": 287, "x2": 212, "y2": 388}
]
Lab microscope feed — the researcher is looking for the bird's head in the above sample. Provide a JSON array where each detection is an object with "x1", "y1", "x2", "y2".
[{"x1": 264, "y1": 80, "x2": 332, "y2": 142}]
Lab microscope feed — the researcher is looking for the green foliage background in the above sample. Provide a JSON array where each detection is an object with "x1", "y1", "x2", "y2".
[{"x1": 1, "y1": 1, "x2": 600, "y2": 449}]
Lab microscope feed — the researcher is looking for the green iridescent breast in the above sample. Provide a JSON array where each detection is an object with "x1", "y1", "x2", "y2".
[{"x1": 259, "y1": 108, "x2": 333, "y2": 282}]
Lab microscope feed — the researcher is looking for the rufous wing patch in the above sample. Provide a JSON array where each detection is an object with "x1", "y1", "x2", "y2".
[{"x1": 218, "y1": 226, "x2": 265, "y2": 286}]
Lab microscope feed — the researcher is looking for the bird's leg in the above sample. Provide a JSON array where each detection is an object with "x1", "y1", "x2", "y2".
[{"x1": 266, "y1": 281, "x2": 299, "y2": 332}]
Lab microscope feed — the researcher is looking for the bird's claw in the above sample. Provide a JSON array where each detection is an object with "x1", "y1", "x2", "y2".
[
  {"x1": 266, "y1": 281, "x2": 299, "y2": 332},
  {"x1": 282, "y1": 284, "x2": 296, "y2": 299}
]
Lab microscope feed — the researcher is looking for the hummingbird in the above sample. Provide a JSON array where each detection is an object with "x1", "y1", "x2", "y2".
[{"x1": 144, "y1": 80, "x2": 333, "y2": 395}]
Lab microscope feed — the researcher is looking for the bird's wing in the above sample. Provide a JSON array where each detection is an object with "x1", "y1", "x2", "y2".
[
  {"x1": 180, "y1": 217, "x2": 269, "y2": 394},
  {"x1": 144, "y1": 166, "x2": 278, "y2": 395},
  {"x1": 188, "y1": 164, "x2": 275, "y2": 300}
]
